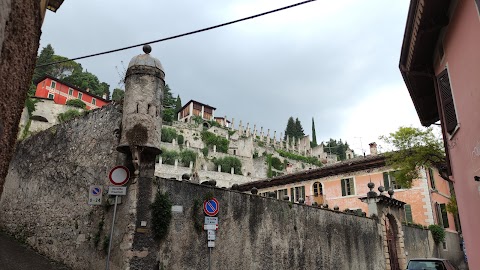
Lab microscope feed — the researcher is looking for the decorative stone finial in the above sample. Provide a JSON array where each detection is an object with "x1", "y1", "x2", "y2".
[
  {"x1": 143, "y1": 44, "x2": 152, "y2": 54},
  {"x1": 334, "y1": 205, "x2": 339, "y2": 211},
  {"x1": 388, "y1": 189, "x2": 394, "y2": 198},
  {"x1": 298, "y1": 198, "x2": 305, "y2": 204},
  {"x1": 367, "y1": 181, "x2": 378, "y2": 198},
  {"x1": 251, "y1": 187, "x2": 258, "y2": 195},
  {"x1": 378, "y1": 186, "x2": 385, "y2": 193}
]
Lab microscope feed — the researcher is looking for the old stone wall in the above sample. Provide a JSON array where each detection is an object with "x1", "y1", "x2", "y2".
[
  {"x1": 153, "y1": 178, "x2": 386, "y2": 270},
  {"x1": 403, "y1": 225, "x2": 467, "y2": 269},
  {"x1": 0, "y1": 0, "x2": 42, "y2": 197},
  {"x1": 0, "y1": 105, "x2": 134, "y2": 270}
]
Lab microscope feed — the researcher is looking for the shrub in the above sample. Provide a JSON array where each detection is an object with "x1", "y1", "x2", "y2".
[
  {"x1": 276, "y1": 149, "x2": 322, "y2": 167},
  {"x1": 58, "y1": 109, "x2": 83, "y2": 122},
  {"x1": 428, "y1": 224, "x2": 446, "y2": 244},
  {"x1": 201, "y1": 131, "x2": 229, "y2": 153},
  {"x1": 161, "y1": 127, "x2": 177, "y2": 143},
  {"x1": 192, "y1": 115, "x2": 203, "y2": 125},
  {"x1": 202, "y1": 147, "x2": 209, "y2": 157},
  {"x1": 209, "y1": 120, "x2": 221, "y2": 128},
  {"x1": 66, "y1": 99, "x2": 86, "y2": 109},
  {"x1": 214, "y1": 156, "x2": 242, "y2": 175},
  {"x1": 150, "y1": 192, "x2": 172, "y2": 240},
  {"x1": 177, "y1": 134, "x2": 184, "y2": 145},
  {"x1": 271, "y1": 157, "x2": 284, "y2": 170},
  {"x1": 161, "y1": 149, "x2": 178, "y2": 165},
  {"x1": 179, "y1": 149, "x2": 197, "y2": 166}
]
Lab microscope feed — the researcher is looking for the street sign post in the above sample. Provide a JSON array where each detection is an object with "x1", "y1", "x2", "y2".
[
  {"x1": 88, "y1": 185, "x2": 103, "y2": 205},
  {"x1": 106, "y1": 166, "x2": 130, "y2": 270},
  {"x1": 203, "y1": 198, "x2": 219, "y2": 270}
]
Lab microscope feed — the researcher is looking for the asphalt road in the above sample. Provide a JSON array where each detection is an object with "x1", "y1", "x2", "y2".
[{"x1": 0, "y1": 232, "x2": 70, "y2": 270}]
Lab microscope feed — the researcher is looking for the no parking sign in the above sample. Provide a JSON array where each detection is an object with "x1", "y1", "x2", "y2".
[{"x1": 203, "y1": 198, "x2": 219, "y2": 217}]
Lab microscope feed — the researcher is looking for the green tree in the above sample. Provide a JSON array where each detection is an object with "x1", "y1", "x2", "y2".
[
  {"x1": 66, "y1": 99, "x2": 86, "y2": 109},
  {"x1": 63, "y1": 70, "x2": 102, "y2": 96},
  {"x1": 112, "y1": 88, "x2": 124, "y2": 101},
  {"x1": 380, "y1": 126, "x2": 448, "y2": 188},
  {"x1": 324, "y1": 139, "x2": 350, "y2": 161},
  {"x1": 175, "y1": 95, "x2": 182, "y2": 112},
  {"x1": 311, "y1": 117, "x2": 318, "y2": 147},
  {"x1": 213, "y1": 157, "x2": 242, "y2": 175},
  {"x1": 284, "y1": 117, "x2": 296, "y2": 141},
  {"x1": 163, "y1": 84, "x2": 175, "y2": 108},
  {"x1": 294, "y1": 118, "x2": 305, "y2": 139},
  {"x1": 33, "y1": 44, "x2": 55, "y2": 81},
  {"x1": 99, "y1": 82, "x2": 110, "y2": 99}
]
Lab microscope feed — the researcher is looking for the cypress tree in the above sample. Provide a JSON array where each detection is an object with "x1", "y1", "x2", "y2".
[
  {"x1": 175, "y1": 95, "x2": 182, "y2": 112},
  {"x1": 284, "y1": 117, "x2": 296, "y2": 140},
  {"x1": 311, "y1": 117, "x2": 318, "y2": 147},
  {"x1": 294, "y1": 118, "x2": 305, "y2": 139}
]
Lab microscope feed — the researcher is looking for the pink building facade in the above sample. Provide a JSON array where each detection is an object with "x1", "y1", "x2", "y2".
[
  {"x1": 400, "y1": 0, "x2": 480, "y2": 267},
  {"x1": 238, "y1": 155, "x2": 457, "y2": 232}
]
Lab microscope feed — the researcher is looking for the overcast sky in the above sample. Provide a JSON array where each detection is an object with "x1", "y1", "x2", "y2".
[{"x1": 40, "y1": 0, "x2": 422, "y2": 155}]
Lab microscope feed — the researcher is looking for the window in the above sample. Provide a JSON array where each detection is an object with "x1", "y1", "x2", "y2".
[
  {"x1": 341, "y1": 178, "x2": 355, "y2": 196},
  {"x1": 92, "y1": 98, "x2": 96, "y2": 105},
  {"x1": 290, "y1": 186, "x2": 305, "y2": 202},
  {"x1": 428, "y1": 168, "x2": 436, "y2": 190},
  {"x1": 437, "y1": 69, "x2": 458, "y2": 135},
  {"x1": 78, "y1": 92, "x2": 83, "y2": 100},
  {"x1": 404, "y1": 204, "x2": 413, "y2": 223},
  {"x1": 51, "y1": 81, "x2": 56, "y2": 89},
  {"x1": 48, "y1": 93, "x2": 54, "y2": 99},
  {"x1": 312, "y1": 182, "x2": 323, "y2": 196},
  {"x1": 277, "y1": 189, "x2": 288, "y2": 200},
  {"x1": 383, "y1": 172, "x2": 401, "y2": 190},
  {"x1": 68, "y1": 88, "x2": 73, "y2": 96},
  {"x1": 442, "y1": 241, "x2": 447, "y2": 251},
  {"x1": 436, "y1": 203, "x2": 450, "y2": 228}
]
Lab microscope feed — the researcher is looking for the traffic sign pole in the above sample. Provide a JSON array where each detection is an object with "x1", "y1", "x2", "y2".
[{"x1": 105, "y1": 195, "x2": 118, "y2": 270}]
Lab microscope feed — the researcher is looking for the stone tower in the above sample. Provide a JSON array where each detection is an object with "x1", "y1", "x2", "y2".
[{"x1": 117, "y1": 45, "x2": 165, "y2": 176}]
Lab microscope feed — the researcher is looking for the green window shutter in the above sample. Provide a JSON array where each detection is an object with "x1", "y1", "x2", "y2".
[
  {"x1": 383, "y1": 172, "x2": 390, "y2": 190},
  {"x1": 405, "y1": 205, "x2": 413, "y2": 223},
  {"x1": 301, "y1": 186, "x2": 305, "y2": 199},
  {"x1": 341, "y1": 179, "x2": 346, "y2": 196},
  {"x1": 440, "y1": 204, "x2": 449, "y2": 228},
  {"x1": 290, "y1": 188, "x2": 294, "y2": 202},
  {"x1": 349, "y1": 179, "x2": 355, "y2": 195}
]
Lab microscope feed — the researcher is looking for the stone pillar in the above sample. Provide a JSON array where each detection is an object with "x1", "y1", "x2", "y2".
[
  {"x1": 172, "y1": 138, "x2": 176, "y2": 146},
  {"x1": 231, "y1": 167, "x2": 234, "y2": 175},
  {"x1": 224, "y1": 115, "x2": 227, "y2": 127},
  {"x1": 189, "y1": 161, "x2": 193, "y2": 169},
  {"x1": 246, "y1": 123, "x2": 250, "y2": 136},
  {"x1": 280, "y1": 132, "x2": 283, "y2": 148},
  {"x1": 239, "y1": 120, "x2": 243, "y2": 135},
  {"x1": 213, "y1": 145, "x2": 217, "y2": 153},
  {"x1": 260, "y1": 127, "x2": 264, "y2": 141},
  {"x1": 286, "y1": 135, "x2": 290, "y2": 151},
  {"x1": 253, "y1": 125, "x2": 257, "y2": 138},
  {"x1": 266, "y1": 129, "x2": 270, "y2": 144},
  {"x1": 186, "y1": 141, "x2": 190, "y2": 148},
  {"x1": 174, "y1": 159, "x2": 178, "y2": 168},
  {"x1": 204, "y1": 164, "x2": 208, "y2": 171},
  {"x1": 246, "y1": 127, "x2": 251, "y2": 137},
  {"x1": 273, "y1": 131, "x2": 277, "y2": 145},
  {"x1": 218, "y1": 165, "x2": 221, "y2": 172},
  {"x1": 159, "y1": 157, "x2": 163, "y2": 165},
  {"x1": 231, "y1": 118, "x2": 234, "y2": 130}
]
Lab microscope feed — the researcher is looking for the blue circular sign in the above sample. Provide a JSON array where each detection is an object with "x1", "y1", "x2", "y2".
[
  {"x1": 92, "y1": 187, "x2": 101, "y2": 196},
  {"x1": 204, "y1": 198, "x2": 219, "y2": 216}
]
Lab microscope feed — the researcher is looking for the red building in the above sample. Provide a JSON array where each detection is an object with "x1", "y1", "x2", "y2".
[
  {"x1": 400, "y1": 0, "x2": 480, "y2": 267},
  {"x1": 34, "y1": 75, "x2": 110, "y2": 110}
]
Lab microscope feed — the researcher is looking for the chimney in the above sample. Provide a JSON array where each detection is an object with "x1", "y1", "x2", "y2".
[
  {"x1": 369, "y1": 142, "x2": 378, "y2": 156},
  {"x1": 86, "y1": 88, "x2": 90, "y2": 93},
  {"x1": 102, "y1": 93, "x2": 107, "y2": 99}
]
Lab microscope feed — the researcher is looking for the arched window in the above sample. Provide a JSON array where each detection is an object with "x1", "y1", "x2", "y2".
[{"x1": 313, "y1": 182, "x2": 323, "y2": 196}]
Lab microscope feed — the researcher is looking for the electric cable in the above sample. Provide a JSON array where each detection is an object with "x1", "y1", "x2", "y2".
[{"x1": 36, "y1": 0, "x2": 316, "y2": 68}]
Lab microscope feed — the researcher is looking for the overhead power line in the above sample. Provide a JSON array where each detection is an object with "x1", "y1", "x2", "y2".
[{"x1": 36, "y1": 0, "x2": 316, "y2": 68}]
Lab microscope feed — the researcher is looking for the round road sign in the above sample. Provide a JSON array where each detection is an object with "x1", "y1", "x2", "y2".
[
  {"x1": 203, "y1": 198, "x2": 219, "y2": 217},
  {"x1": 109, "y1": 166, "x2": 130, "y2": 186}
]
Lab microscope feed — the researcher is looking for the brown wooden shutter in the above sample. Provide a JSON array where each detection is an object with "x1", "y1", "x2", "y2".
[
  {"x1": 437, "y1": 70, "x2": 457, "y2": 134},
  {"x1": 341, "y1": 179, "x2": 346, "y2": 196},
  {"x1": 383, "y1": 172, "x2": 390, "y2": 190}
]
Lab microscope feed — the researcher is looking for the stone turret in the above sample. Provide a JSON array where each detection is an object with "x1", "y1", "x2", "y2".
[{"x1": 117, "y1": 45, "x2": 165, "y2": 176}]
